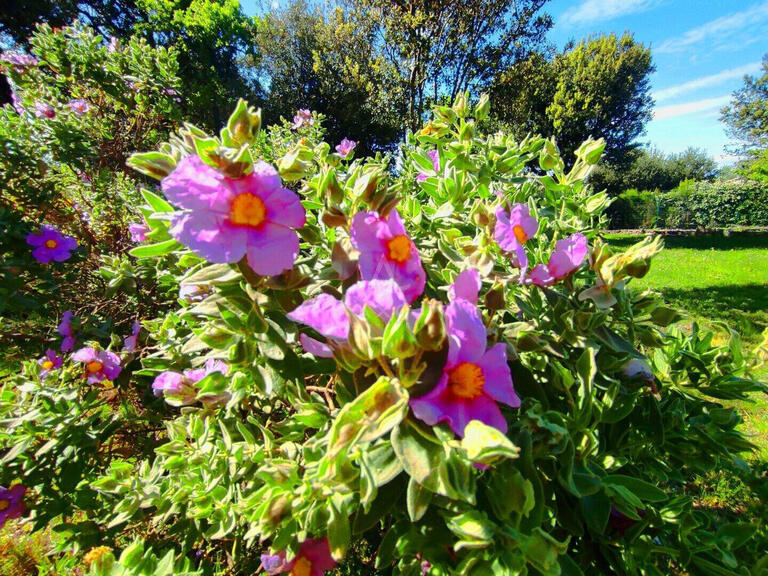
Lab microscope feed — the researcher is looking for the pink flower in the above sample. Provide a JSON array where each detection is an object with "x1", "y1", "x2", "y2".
[
  {"x1": 350, "y1": 209, "x2": 426, "y2": 303},
  {"x1": 292, "y1": 109, "x2": 313, "y2": 129},
  {"x1": 623, "y1": 358, "x2": 653, "y2": 381},
  {"x1": 416, "y1": 150, "x2": 440, "y2": 182},
  {"x1": 34, "y1": 101, "x2": 55, "y2": 119},
  {"x1": 72, "y1": 347, "x2": 122, "y2": 383},
  {"x1": 10, "y1": 92, "x2": 24, "y2": 114},
  {"x1": 335, "y1": 138, "x2": 356, "y2": 158},
  {"x1": 288, "y1": 279, "x2": 408, "y2": 357},
  {"x1": 26, "y1": 226, "x2": 77, "y2": 263},
  {"x1": 261, "y1": 537, "x2": 336, "y2": 576},
  {"x1": 0, "y1": 52, "x2": 37, "y2": 73},
  {"x1": 410, "y1": 299, "x2": 520, "y2": 437},
  {"x1": 38, "y1": 349, "x2": 63, "y2": 379},
  {"x1": 123, "y1": 321, "x2": 141, "y2": 352},
  {"x1": 526, "y1": 233, "x2": 588, "y2": 288},
  {"x1": 161, "y1": 155, "x2": 306, "y2": 277},
  {"x1": 128, "y1": 222, "x2": 149, "y2": 242},
  {"x1": 0, "y1": 485, "x2": 26, "y2": 529},
  {"x1": 494, "y1": 203, "x2": 538, "y2": 276},
  {"x1": 58, "y1": 311, "x2": 76, "y2": 352},
  {"x1": 179, "y1": 284, "x2": 211, "y2": 302},
  {"x1": 68, "y1": 98, "x2": 90, "y2": 115},
  {"x1": 108, "y1": 38, "x2": 119, "y2": 52},
  {"x1": 152, "y1": 359, "x2": 228, "y2": 406},
  {"x1": 448, "y1": 268, "x2": 480, "y2": 303}
]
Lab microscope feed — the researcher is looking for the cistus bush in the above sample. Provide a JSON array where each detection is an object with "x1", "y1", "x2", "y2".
[{"x1": 1, "y1": 95, "x2": 767, "y2": 576}]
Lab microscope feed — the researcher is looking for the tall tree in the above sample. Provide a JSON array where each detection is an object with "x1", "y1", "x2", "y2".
[
  {"x1": 721, "y1": 54, "x2": 768, "y2": 154},
  {"x1": 491, "y1": 33, "x2": 654, "y2": 164},
  {"x1": 351, "y1": 0, "x2": 552, "y2": 132}
]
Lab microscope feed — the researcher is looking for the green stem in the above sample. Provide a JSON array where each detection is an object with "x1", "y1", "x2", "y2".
[{"x1": 236, "y1": 258, "x2": 262, "y2": 288}]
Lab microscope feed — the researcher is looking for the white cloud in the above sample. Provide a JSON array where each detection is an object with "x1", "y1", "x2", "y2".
[
  {"x1": 657, "y1": 3, "x2": 768, "y2": 54},
  {"x1": 560, "y1": 0, "x2": 660, "y2": 26},
  {"x1": 652, "y1": 96, "x2": 731, "y2": 121},
  {"x1": 653, "y1": 62, "x2": 762, "y2": 102}
]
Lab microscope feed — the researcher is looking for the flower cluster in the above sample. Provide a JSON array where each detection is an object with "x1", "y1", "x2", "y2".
[
  {"x1": 292, "y1": 108, "x2": 313, "y2": 130},
  {"x1": 152, "y1": 359, "x2": 229, "y2": 407}
]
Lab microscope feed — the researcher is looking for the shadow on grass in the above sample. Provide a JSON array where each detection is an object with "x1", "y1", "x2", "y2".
[
  {"x1": 605, "y1": 233, "x2": 768, "y2": 251},
  {"x1": 659, "y1": 284, "x2": 768, "y2": 341}
]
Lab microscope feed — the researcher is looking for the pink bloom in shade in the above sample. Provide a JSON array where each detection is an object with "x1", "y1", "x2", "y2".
[
  {"x1": 410, "y1": 299, "x2": 520, "y2": 437},
  {"x1": 525, "y1": 233, "x2": 589, "y2": 288},
  {"x1": 123, "y1": 321, "x2": 141, "y2": 352},
  {"x1": 1, "y1": 52, "x2": 37, "y2": 74},
  {"x1": 68, "y1": 98, "x2": 89, "y2": 115},
  {"x1": 58, "y1": 311, "x2": 76, "y2": 352},
  {"x1": 179, "y1": 284, "x2": 211, "y2": 302},
  {"x1": 72, "y1": 347, "x2": 122, "y2": 384},
  {"x1": 448, "y1": 268, "x2": 480, "y2": 303},
  {"x1": 527, "y1": 264, "x2": 555, "y2": 288},
  {"x1": 292, "y1": 109, "x2": 313, "y2": 129},
  {"x1": 152, "y1": 359, "x2": 228, "y2": 406},
  {"x1": 161, "y1": 155, "x2": 306, "y2": 277},
  {"x1": 494, "y1": 203, "x2": 538, "y2": 277},
  {"x1": 623, "y1": 358, "x2": 653, "y2": 381},
  {"x1": 34, "y1": 101, "x2": 55, "y2": 118},
  {"x1": 349, "y1": 210, "x2": 426, "y2": 303},
  {"x1": 335, "y1": 138, "x2": 356, "y2": 158},
  {"x1": 261, "y1": 537, "x2": 337, "y2": 576},
  {"x1": 38, "y1": 349, "x2": 63, "y2": 378},
  {"x1": 416, "y1": 149, "x2": 440, "y2": 182},
  {"x1": 128, "y1": 222, "x2": 149, "y2": 242},
  {"x1": 26, "y1": 226, "x2": 78, "y2": 263},
  {"x1": 0, "y1": 485, "x2": 26, "y2": 529}
]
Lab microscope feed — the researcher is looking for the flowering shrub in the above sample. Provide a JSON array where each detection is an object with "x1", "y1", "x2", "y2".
[{"x1": 1, "y1": 95, "x2": 767, "y2": 575}]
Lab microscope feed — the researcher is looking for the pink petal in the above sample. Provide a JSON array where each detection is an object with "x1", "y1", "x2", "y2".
[
  {"x1": 477, "y1": 344, "x2": 520, "y2": 407},
  {"x1": 262, "y1": 186, "x2": 306, "y2": 229},
  {"x1": 170, "y1": 212, "x2": 247, "y2": 263},
  {"x1": 299, "y1": 334, "x2": 334, "y2": 357},
  {"x1": 445, "y1": 300, "x2": 486, "y2": 366},
  {"x1": 288, "y1": 294, "x2": 349, "y2": 339},
  {"x1": 245, "y1": 223, "x2": 300, "y2": 276},
  {"x1": 449, "y1": 269, "x2": 481, "y2": 303}
]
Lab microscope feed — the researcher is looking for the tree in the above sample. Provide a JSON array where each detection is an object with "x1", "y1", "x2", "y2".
[
  {"x1": 721, "y1": 54, "x2": 768, "y2": 154},
  {"x1": 491, "y1": 33, "x2": 654, "y2": 164},
  {"x1": 351, "y1": 0, "x2": 552, "y2": 132}
]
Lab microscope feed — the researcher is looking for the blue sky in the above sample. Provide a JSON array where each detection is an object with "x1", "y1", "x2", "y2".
[{"x1": 547, "y1": 0, "x2": 768, "y2": 164}]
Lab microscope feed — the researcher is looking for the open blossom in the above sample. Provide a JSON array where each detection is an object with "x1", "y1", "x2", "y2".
[
  {"x1": 161, "y1": 155, "x2": 306, "y2": 277},
  {"x1": 152, "y1": 359, "x2": 228, "y2": 406},
  {"x1": 26, "y1": 226, "x2": 77, "y2": 263},
  {"x1": 292, "y1": 108, "x2": 313, "y2": 129},
  {"x1": 448, "y1": 268, "x2": 481, "y2": 303},
  {"x1": 123, "y1": 321, "x2": 141, "y2": 352},
  {"x1": 1, "y1": 52, "x2": 37, "y2": 73},
  {"x1": 0, "y1": 485, "x2": 26, "y2": 529},
  {"x1": 416, "y1": 149, "x2": 440, "y2": 182},
  {"x1": 58, "y1": 311, "x2": 76, "y2": 352},
  {"x1": 38, "y1": 349, "x2": 63, "y2": 378},
  {"x1": 72, "y1": 347, "x2": 122, "y2": 384},
  {"x1": 68, "y1": 98, "x2": 90, "y2": 115},
  {"x1": 410, "y1": 297, "x2": 520, "y2": 437},
  {"x1": 128, "y1": 222, "x2": 149, "y2": 242},
  {"x1": 335, "y1": 138, "x2": 356, "y2": 158},
  {"x1": 494, "y1": 203, "x2": 538, "y2": 276},
  {"x1": 350, "y1": 209, "x2": 426, "y2": 303},
  {"x1": 34, "y1": 101, "x2": 55, "y2": 119},
  {"x1": 527, "y1": 233, "x2": 589, "y2": 288},
  {"x1": 261, "y1": 537, "x2": 336, "y2": 576},
  {"x1": 288, "y1": 279, "x2": 407, "y2": 357}
]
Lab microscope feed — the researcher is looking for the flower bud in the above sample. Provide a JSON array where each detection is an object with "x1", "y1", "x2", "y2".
[
  {"x1": 413, "y1": 299, "x2": 446, "y2": 351},
  {"x1": 474, "y1": 93, "x2": 490, "y2": 121},
  {"x1": 278, "y1": 147, "x2": 314, "y2": 181},
  {"x1": 225, "y1": 99, "x2": 261, "y2": 147},
  {"x1": 321, "y1": 205, "x2": 348, "y2": 228},
  {"x1": 539, "y1": 138, "x2": 560, "y2": 172}
]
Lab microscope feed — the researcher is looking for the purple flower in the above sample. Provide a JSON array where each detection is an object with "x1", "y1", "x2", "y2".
[
  {"x1": 623, "y1": 358, "x2": 653, "y2": 381},
  {"x1": 335, "y1": 138, "x2": 356, "y2": 158},
  {"x1": 68, "y1": 98, "x2": 90, "y2": 115},
  {"x1": 108, "y1": 38, "x2": 119, "y2": 52},
  {"x1": 152, "y1": 358, "x2": 228, "y2": 406},
  {"x1": 416, "y1": 150, "x2": 440, "y2": 182},
  {"x1": 526, "y1": 233, "x2": 589, "y2": 288},
  {"x1": 410, "y1": 299, "x2": 520, "y2": 437},
  {"x1": 350, "y1": 209, "x2": 426, "y2": 303},
  {"x1": 34, "y1": 101, "x2": 55, "y2": 119},
  {"x1": 0, "y1": 52, "x2": 37, "y2": 73},
  {"x1": 128, "y1": 222, "x2": 149, "y2": 242},
  {"x1": 10, "y1": 92, "x2": 24, "y2": 114},
  {"x1": 162, "y1": 155, "x2": 306, "y2": 277},
  {"x1": 58, "y1": 311, "x2": 76, "y2": 352},
  {"x1": 179, "y1": 284, "x2": 212, "y2": 302},
  {"x1": 292, "y1": 109, "x2": 313, "y2": 129},
  {"x1": 261, "y1": 537, "x2": 336, "y2": 576},
  {"x1": 38, "y1": 349, "x2": 63, "y2": 378},
  {"x1": 448, "y1": 269, "x2": 480, "y2": 303},
  {"x1": 26, "y1": 226, "x2": 77, "y2": 263},
  {"x1": 494, "y1": 203, "x2": 538, "y2": 276},
  {"x1": 0, "y1": 485, "x2": 26, "y2": 529},
  {"x1": 72, "y1": 348, "x2": 122, "y2": 383},
  {"x1": 123, "y1": 321, "x2": 141, "y2": 352},
  {"x1": 288, "y1": 279, "x2": 408, "y2": 357}
]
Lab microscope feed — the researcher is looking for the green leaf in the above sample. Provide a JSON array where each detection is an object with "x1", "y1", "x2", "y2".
[
  {"x1": 141, "y1": 188, "x2": 175, "y2": 212},
  {"x1": 446, "y1": 510, "x2": 495, "y2": 550},
  {"x1": 602, "y1": 474, "x2": 667, "y2": 503},
  {"x1": 406, "y1": 478, "x2": 431, "y2": 522},
  {"x1": 461, "y1": 420, "x2": 519, "y2": 465},
  {"x1": 328, "y1": 497, "x2": 351, "y2": 561},
  {"x1": 129, "y1": 239, "x2": 179, "y2": 259}
]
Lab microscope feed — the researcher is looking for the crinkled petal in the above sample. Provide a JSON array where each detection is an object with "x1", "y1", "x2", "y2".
[
  {"x1": 299, "y1": 334, "x2": 334, "y2": 358},
  {"x1": 449, "y1": 269, "x2": 481, "y2": 303},
  {"x1": 527, "y1": 264, "x2": 555, "y2": 287},
  {"x1": 445, "y1": 300, "x2": 486, "y2": 366},
  {"x1": 350, "y1": 211, "x2": 389, "y2": 254},
  {"x1": 171, "y1": 211, "x2": 247, "y2": 263},
  {"x1": 153, "y1": 371, "x2": 183, "y2": 395},
  {"x1": 161, "y1": 155, "x2": 233, "y2": 213},
  {"x1": 464, "y1": 395, "x2": 508, "y2": 435},
  {"x1": 344, "y1": 279, "x2": 407, "y2": 320},
  {"x1": 245, "y1": 223, "x2": 300, "y2": 276},
  {"x1": 262, "y1": 185, "x2": 306, "y2": 229},
  {"x1": 72, "y1": 348, "x2": 97, "y2": 363},
  {"x1": 288, "y1": 294, "x2": 349, "y2": 340},
  {"x1": 548, "y1": 233, "x2": 588, "y2": 279},
  {"x1": 478, "y1": 344, "x2": 520, "y2": 407}
]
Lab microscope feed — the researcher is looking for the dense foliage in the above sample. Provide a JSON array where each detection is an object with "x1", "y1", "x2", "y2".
[{"x1": 1, "y1": 90, "x2": 767, "y2": 576}]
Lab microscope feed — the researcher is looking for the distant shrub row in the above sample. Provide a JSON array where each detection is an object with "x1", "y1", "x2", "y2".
[{"x1": 607, "y1": 179, "x2": 768, "y2": 229}]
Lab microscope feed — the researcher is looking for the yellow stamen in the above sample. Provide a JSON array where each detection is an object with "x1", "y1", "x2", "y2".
[
  {"x1": 290, "y1": 557, "x2": 312, "y2": 576},
  {"x1": 0, "y1": 499, "x2": 9, "y2": 511},
  {"x1": 386, "y1": 234, "x2": 411, "y2": 263},
  {"x1": 42, "y1": 360, "x2": 54, "y2": 370},
  {"x1": 83, "y1": 546, "x2": 113, "y2": 567},
  {"x1": 230, "y1": 192, "x2": 267, "y2": 228},
  {"x1": 45, "y1": 239, "x2": 58, "y2": 249},
  {"x1": 86, "y1": 361, "x2": 103, "y2": 374},
  {"x1": 512, "y1": 224, "x2": 528, "y2": 244},
  {"x1": 449, "y1": 362, "x2": 485, "y2": 400}
]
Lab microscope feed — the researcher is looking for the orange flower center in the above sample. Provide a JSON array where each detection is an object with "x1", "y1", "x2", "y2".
[
  {"x1": 512, "y1": 224, "x2": 528, "y2": 244},
  {"x1": 290, "y1": 557, "x2": 312, "y2": 576},
  {"x1": 42, "y1": 360, "x2": 54, "y2": 370},
  {"x1": 86, "y1": 361, "x2": 103, "y2": 374},
  {"x1": 386, "y1": 234, "x2": 411, "y2": 263},
  {"x1": 45, "y1": 239, "x2": 58, "y2": 249},
  {"x1": 230, "y1": 192, "x2": 267, "y2": 228},
  {"x1": 448, "y1": 362, "x2": 485, "y2": 400},
  {"x1": 0, "y1": 499, "x2": 9, "y2": 511}
]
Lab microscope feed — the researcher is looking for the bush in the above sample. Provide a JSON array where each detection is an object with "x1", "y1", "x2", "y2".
[{"x1": 1, "y1": 95, "x2": 767, "y2": 575}]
